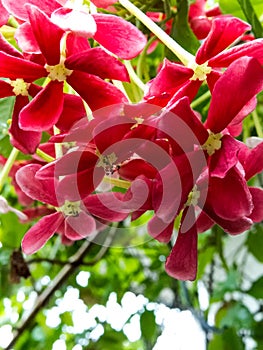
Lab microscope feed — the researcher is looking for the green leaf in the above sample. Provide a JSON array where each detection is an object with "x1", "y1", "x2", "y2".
[
  {"x1": 170, "y1": 0, "x2": 200, "y2": 56},
  {"x1": 237, "y1": 0, "x2": 263, "y2": 37},
  {"x1": 247, "y1": 225, "x2": 263, "y2": 262},
  {"x1": 0, "y1": 212, "x2": 29, "y2": 248},
  {"x1": 215, "y1": 301, "x2": 254, "y2": 330},
  {"x1": 247, "y1": 276, "x2": 263, "y2": 299},
  {"x1": 208, "y1": 328, "x2": 245, "y2": 350},
  {"x1": 60, "y1": 311, "x2": 73, "y2": 326},
  {"x1": 219, "y1": 0, "x2": 263, "y2": 37},
  {"x1": 140, "y1": 309, "x2": 156, "y2": 342}
]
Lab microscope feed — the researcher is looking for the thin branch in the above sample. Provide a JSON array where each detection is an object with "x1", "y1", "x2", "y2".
[{"x1": 5, "y1": 240, "x2": 93, "y2": 350}]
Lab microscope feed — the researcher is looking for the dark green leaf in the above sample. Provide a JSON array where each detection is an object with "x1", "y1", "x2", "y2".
[
  {"x1": 170, "y1": 0, "x2": 200, "y2": 56},
  {"x1": 247, "y1": 225, "x2": 263, "y2": 262},
  {"x1": 247, "y1": 276, "x2": 263, "y2": 299},
  {"x1": 209, "y1": 328, "x2": 245, "y2": 350},
  {"x1": 140, "y1": 309, "x2": 156, "y2": 342}
]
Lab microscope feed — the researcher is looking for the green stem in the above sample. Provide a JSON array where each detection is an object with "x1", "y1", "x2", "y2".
[
  {"x1": 53, "y1": 126, "x2": 63, "y2": 159},
  {"x1": 0, "y1": 147, "x2": 19, "y2": 192},
  {"x1": 251, "y1": 109, "x2": 263, "y2": 138},
  {"x1": 190, "y1": 90, "x2": 211, "y2": 109},
  {"x1": 119, "y1": 0, "x2": 194, "y2": 66},
  {"x1": 124, "y1": 60, "x2": 146, "y2": 91},
  {"x1": 103, "y1": 176, "x2": 131, "y2": 189},
  {"x1": 36, "y1": 149, "x2": 55, "y2": 163},
  {"x1": 137, "y1": 35, "x2": 156, "y2": 81}
]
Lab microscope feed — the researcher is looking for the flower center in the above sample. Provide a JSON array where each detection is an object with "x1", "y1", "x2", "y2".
[
  {"x1": 189, "y1": 62, "x2": 212, "y2": 81},
  {"x1": 97, "y1": 153, "x2": 118, "y2": 175},
  {"x1": 45, "y1": 62, "x2": 73, "y2": 82},
  {"x1": 202, "y1": 131, "x2": 222, "y2": 156},
  {"x1": 186, "y1": 185, "x2": 200, "y2": 207},
  {"x1": 60, "y1": 200, "x2": 81, "y2": 217},
  {"x1": 9, "y1": 79, "x2": 30, "y2": 96}
]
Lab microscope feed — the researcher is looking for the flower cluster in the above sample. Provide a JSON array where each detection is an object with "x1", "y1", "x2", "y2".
[{"x1": 0, "y1": 0, "x2": 262, "y2": 280}]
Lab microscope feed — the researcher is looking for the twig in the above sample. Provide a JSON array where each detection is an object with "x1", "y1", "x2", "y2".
[{"x1": 5, "y1": 240, "x2": 93, "y2": 350}]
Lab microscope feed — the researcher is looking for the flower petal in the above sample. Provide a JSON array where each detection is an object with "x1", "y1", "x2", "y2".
[
  {"x1": 51, "y1": 8, "x2": 97, "y2": 38},
  {"x1": 26, "y1": 4, "x2": 64, "y2": 65},
  {"x1": 196, "y1": 15, "x2": 251, "y2": 64},
  {"x1": 9, "y1": 96, "x2": 42, "y2": 154},
  {"x1": 55, "y1": 93, "x2": 86, "y2": 132},
  {"x1": 22, "y1": 212, "x2": 64, "y2": 254},
  {"x1": 144, "y1": 59, "x2": 193, "y2": 100},
  {"x1": 148, "y1": 215, "x2": 174, "y2": 242},
  {"x1": 209, "y1": 38, "x2": 263, "y2": 67},
  {"x1": 65, "y1": 47, "x2": 129, "y2": 81},
  {"x1": 2, "y1": 0, "x2": 61, "y2": 20},
  {"x1": 19, "y1": 81, "x2": 64, "y2": 131},
  {"x1": 206, "y1": 167, "x2": 253, "y2": 220},
  {"x1": 206, "y1": 57, "x2": 263, "y2": 133},
  {"x1": 209, "y1": 135, "x2": 240, "y2": 178},
  {"x1": 249, "y1": 187, "x2": 263, "y2": 223},
  {"x1": 67, "y1": 71, "x2": 127, "y2": 111},
  {"x1": 93, "y1": 14, "x2": 146, "y2": 59},
  {"x1": 15, "y1": 22, "x2": 41, "y2": 54},
  {"x1": 165, "y1": 206, "x2": 197, "y2": 281},
  {"x1": 65, "y1": 211, "x2": 96, "y2": 240},
  {"x1": 16, "y1": 164, "x2": 59, "y2": 206},
  {"x1": 84, "y1": 192, "x2": 128, "y2": 222},
  {"x1": 0, "y1": 33, "x2": 23, "y2": 58},
  {"x1": 0, "y1": 51, "x2": 46, "y2": 81}
]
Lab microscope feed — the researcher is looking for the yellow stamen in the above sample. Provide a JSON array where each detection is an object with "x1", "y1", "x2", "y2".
[
  {"x1": 45, "y1": 62, "x2": 73, "y2": 82},
  {"x1": 202, "y1": 131, "x2": 222, "y2": 156},
  {"x1": 9, "y1": 78, "x2": 30, "y2": 96},
  {"x1": 189, "y1": 61, "x2": 212, "y2": 81}
]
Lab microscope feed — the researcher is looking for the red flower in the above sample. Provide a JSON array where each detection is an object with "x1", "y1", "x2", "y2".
[
  {"x1": 145, "y1": 15, "x2": 263, "y2": 106},
  {"x1": 16, "y1": 163, "x2": 128, "y2": 254},
  {"x1": 0, "y1": 5, "x2": 130, "y2": 134}
]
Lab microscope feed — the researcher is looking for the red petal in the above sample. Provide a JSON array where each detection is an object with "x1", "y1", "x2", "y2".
[
  {"x1": 9, "y1": 96, "x2": 42, "y2": 154},
  {"x1": 19, "y1": 81, "x2": 64, "y2": 131},
  {"x1": 249, "y1": 187, "x2": 263, "y2": 223},
  {"x1": 51, "y1": 8, "x2": 97, "y2": 38},
  {"x1": 165, "y1": 206, "x2": 198, "y2": 281},
  {"x1": 209, "y1": 135, "x2": 240, "y2": 178},
  {"x1": 0, "y1": 51, "x2": 46, "y2": 81},
  {"x1": 148, "y1": 216, "x2": 174, "y2": 242},
  {"x1": 0, "y1": 33, "x2": 23, "y2": 58},
  {"x1": 206, "y1": 57, "x2": 263, "y2": 133},
  {"x1": 22, "y1": 212, "x2": 64, "y2": 254},
  {"x1": 0, "y1": 80, "x2": 14, "y2": 97},
  {"x1": 67, "y1": 71, "x2": 127, "y2": 111},
  {"x1": 56, "y1": 93, "x2": 86, "y2": 132},
  {"x1": 196, "y1": 15, "x2": 251, "y2": 64},
  {"x1": 65, "y1": 211, "x2": 96, "y2": 240},
  {"x1": 91, "y1": 0, "x2": 117, "y2": 7},
  {"x1": 65, "y1": 32, "x2": 91, "y2": 57},
  {"x1": 207, "y1": 167, "x2": 253, "y2": 220},
  {"x1": 2, "y1": 0, "x2": 61, "y2": 20},
  {"x1": 144, "y1": 59, "x2": 193, "y2": 99},
  {"x1": 0, "y1": 1, "x2": 9, "y2": 26},
  {"x1": 84, "y1": 192, "x2": 128, "y2": 222},
  {"x1": 244, "y1": 141, "x2": 263, "y2": 180},
  {"x1": 209, "y1": 39, "x2": 263, "y2": 67},
  {"x1": 16, "y1": 164, "x2": 59, "y2": 206},
  {"x1": 15, "y1": 22, "x2": 41, "y2": 54},
  {"x1": 65, "y1": 47, "x2": 129, "y2": 82},
  {"x1": 93, "y1": 14, "x2": 146, "y2": 59},
  {"x1": 26, "y1": 4, "x2": 64, "y2": 65}
]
